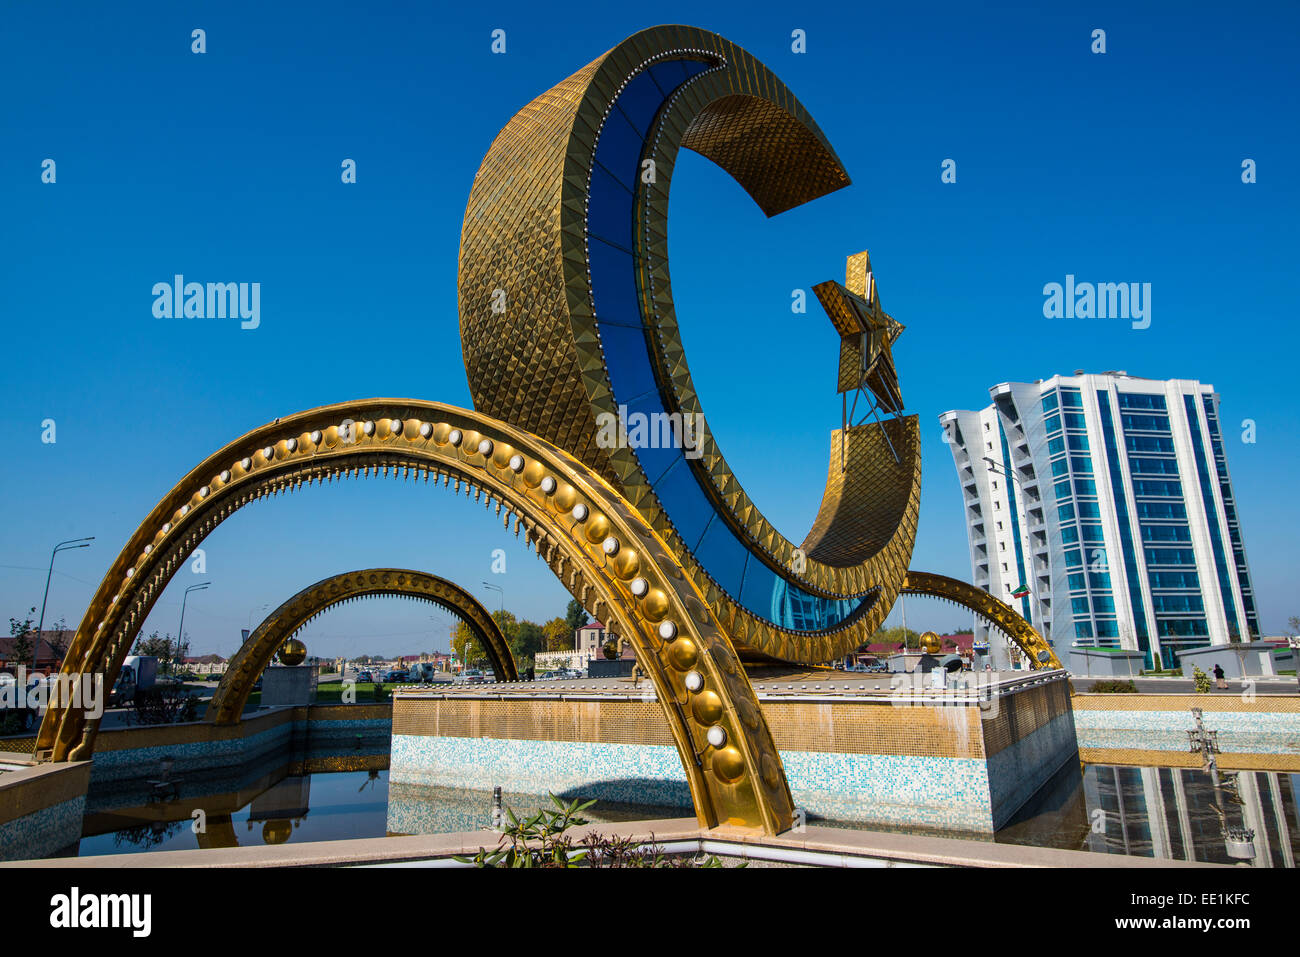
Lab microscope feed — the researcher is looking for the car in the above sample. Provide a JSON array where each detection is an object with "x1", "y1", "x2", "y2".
[
  {"x1": 357, "y1": 671, "x2": 374, "y2": 683},
  {"x1": 382, "y1": 670, "x2": 409, "y2": 682},
  {"x1": 107, "y1": 670, "x2": 137, "y2": 707}
]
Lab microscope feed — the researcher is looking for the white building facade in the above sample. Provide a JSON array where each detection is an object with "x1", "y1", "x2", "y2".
[{"x1": 940, "y1": 372, "x2": 1258, "y2": 671}]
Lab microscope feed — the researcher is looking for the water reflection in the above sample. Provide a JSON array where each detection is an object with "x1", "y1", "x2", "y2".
[
  {"x1": 71, "y1": 753, "x2": 1299, "y2": 866},
  {"x1": 999, "y1": 764, "x2": 1300, "y2": 867}
]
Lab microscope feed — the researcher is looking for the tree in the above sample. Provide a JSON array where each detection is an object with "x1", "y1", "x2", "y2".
[
  {"x1": 870, "y1": 625, "x2": 921, "y2": 649},
  {"x1": 512, "y1": 620, "x2": 544, "y2": 665},
  {"x1": 451, "y1": 622, "x2": 488, "y2": 670},
  {"x1": 565, "y1": 599, "x2": 589, "y2": 633},
  {"x1": 543, "y1": 617, "x2": 570, "y2": 652},
  {"x1": 1286, "y1": 616, "x2": 1300, "y2": 638},
  {"x1": 8, "y1": 607, "x2": 36, "y2": 671},
  {"x1": 47, "y1": 617, "x2": 70, "y2": 662},
  {"x1": 132, "y1": 631, "x2": 186, "y2": 675}
]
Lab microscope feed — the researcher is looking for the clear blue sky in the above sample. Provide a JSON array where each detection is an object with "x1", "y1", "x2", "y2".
[{"x1": 2, "y1": 1, "x2": 1297, "y2": 660}]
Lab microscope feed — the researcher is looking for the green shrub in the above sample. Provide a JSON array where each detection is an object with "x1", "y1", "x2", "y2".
[
  {"x1": 1086, "y1": 679, "x2": 1139, "y2": 694},
  {"x1": 1192, "y1": 665, "x2": 1211, "y2": 694},
  {"x1": 457, "y1": 793, "x2": 732, "y2": 868}
]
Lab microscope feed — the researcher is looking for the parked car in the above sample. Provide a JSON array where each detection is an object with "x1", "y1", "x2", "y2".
[{"x1": 357, "y1": 670, "x2": 373, "y2": 683}]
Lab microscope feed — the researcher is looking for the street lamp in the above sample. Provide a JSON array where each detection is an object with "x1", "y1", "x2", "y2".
[
  {"x1": 481, "y1": 581, "x2": 504, "y2": 615},
  {"x1": 34, "y1": 537, "x2": 94, "y2": 674},
  {"x1": 246, "y1": 602, "x2": 272, "y2": 632},
  {"x1": 176, "y1": 582, "x2": 211, "y2": 674}
]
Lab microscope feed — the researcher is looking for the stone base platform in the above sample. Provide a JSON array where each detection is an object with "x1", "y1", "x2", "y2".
[{"x1": 389, "y1": 669, "x2": 1079, "y2": 834}]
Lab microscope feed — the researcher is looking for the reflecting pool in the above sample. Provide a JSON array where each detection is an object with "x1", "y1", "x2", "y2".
[{"x1": 65, "y1": 755, "x2": 1299, "y2": 866}]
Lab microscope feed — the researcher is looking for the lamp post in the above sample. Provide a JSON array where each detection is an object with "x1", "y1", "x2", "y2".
[
  {"x1": 481, "y1": 581, "x2": 504, "y2": 616},
  {"x1": 34, "y1": 537, "x2": 94, "y2": 674},
  {"x1": 176, "y1": 582, "x2": 210, "y2": 674}
]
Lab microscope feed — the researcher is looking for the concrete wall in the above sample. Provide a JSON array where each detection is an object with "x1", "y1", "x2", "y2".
[
  {"x1": 1073, "y1": 694, "x2": 1300, "y2": 770},
  {"x1": 0, "y1": 759, "x2": 91, "y2": 861},
  {"x1": 389, "y1": 676, "x2": 1078, "y2": 834}
]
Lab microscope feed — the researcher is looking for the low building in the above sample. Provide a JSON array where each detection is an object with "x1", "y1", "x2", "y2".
[
  {"x1": 179, "y1": 653, "x2": 227, "y2": 675},
  {"x1": 0, "y1": 630, "x2": 72, "y2": 675}
]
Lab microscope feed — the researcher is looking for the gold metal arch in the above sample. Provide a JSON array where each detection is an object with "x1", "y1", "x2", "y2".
[
  {"x1": 901, "y1": 570, "x2": 1063, "y2": 669},
  {"x1": 36, "y1": 400, "x2": 796, "y2": 834},
  {"x1": 458, "y1": 24, "x2": 921, "y2": 665},
  {"x1": 206, "y1": 568, "x2": 517, "y2": 726}
]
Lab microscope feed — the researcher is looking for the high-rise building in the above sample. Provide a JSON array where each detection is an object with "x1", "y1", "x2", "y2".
[{"x1": 940, "y1": 372, "x2": 1258, "y2": 670}]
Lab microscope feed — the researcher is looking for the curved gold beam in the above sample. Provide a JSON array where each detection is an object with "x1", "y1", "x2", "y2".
[
  {"x1": 901, "y1": 570, "x2": 1063, "y2": 669},
  {"x1": 37, "y1": 400, "x2": 796, "y2": 834},
  {"x1": 206, "y1": 568, "x2": 517, "y2": 726},
  {"x1": 458, "y1": 25, "x2": 920, "y2": 664}
]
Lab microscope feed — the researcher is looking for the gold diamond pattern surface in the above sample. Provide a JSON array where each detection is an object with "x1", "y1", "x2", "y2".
[{"x1": 458, "y1": 25, "x2": 928, "y2": 664}]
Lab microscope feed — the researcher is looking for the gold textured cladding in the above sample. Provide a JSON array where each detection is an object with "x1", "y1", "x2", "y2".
[
  {"x1": 803, "y1": 420, "x2": 920, "y2": 568},
  {"x1": 1079, "y1": 749, "x2": 1300, "y2": 772},
  {"x1": 980, "y1": 681, "x2": 1072, "y2": 758},
  {"x1": 394, "y1": 697, "x2": 679, "y2": 747},
  {"x1": 1071, "y1": 694, "x2": 1300, "y2": 713},
  {"x1": 36, "y1": 399, "x2": 795, "y2": 834},
  {"x1": 458, "y1": 24, "x2": 929, "y2": 664},
  {"x1": 902, "y1": 570, "x2": 1063, "y2": 670},
  {"x1": 206, "y1": 569, "x2": 516, "y2": 725},
  {"x1": 392, "y1": 695, "x2": 988, "y2": 759}
]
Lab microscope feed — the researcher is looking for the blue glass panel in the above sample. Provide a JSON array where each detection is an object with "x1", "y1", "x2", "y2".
[
  {"x1": 615, "y1": 69, "x2": 671, "y2": 137},
  {"x1": 599, "y1": 322, "x2": 658, "y2": 404},
  {"x1": 651, "y1": 456, "x2": 713, "y2": 549},
  {"x1": 694, "y1": 520, "x2": 750, "y2": 599},
  {"x1": 740, "y1": 559, "x2": 778, "y2": 619},
  {"x1": 587, "y1": 163, "x2": 634, "y2": 252},
  {"x1": 593, "y1": 107, "x2": 644, "y2": 182},
  {"x1": 587, "y1": 237, "x2": 638, "y2": 326},
  {"x1": 623, "y1": 392, "x2": 680, "y2": 485}
]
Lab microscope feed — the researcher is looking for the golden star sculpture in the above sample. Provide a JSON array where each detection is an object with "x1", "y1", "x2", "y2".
[{"x1": 813, "y1": 250, "x2": 905, "y2": 414}]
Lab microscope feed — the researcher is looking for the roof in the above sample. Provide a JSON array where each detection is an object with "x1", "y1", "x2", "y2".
[{"x1": 0, "y1": 630, "x2": 72, "y2": 664}]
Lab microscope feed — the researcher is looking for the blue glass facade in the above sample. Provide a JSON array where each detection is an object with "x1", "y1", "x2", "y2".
[
  {"x1": 1183, "y1": 395, "x2": 1244, "y2": 642},
  {"x1": 1046, "y1": 387, "x2": 1120, "y2": 646},
  {"x1": 1201, "y1": 396, "x2": 1259, "y2": 637},
  {"x1": 586, "y1": 56, "x2": 868, "y2": 632},
  {"x1": 1095, "y1": 390, "x2": 1154, "y2": 666},
  {"x1": 1117, "y1": 393, "x2": 1206, "y2": 665},
  {"x1": 997, "y1": 419, "x2": 1031, "y2": 622}
]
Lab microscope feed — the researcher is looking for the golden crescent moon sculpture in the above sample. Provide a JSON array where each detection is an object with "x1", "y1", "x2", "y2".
[{"x1": 459, "y1": 24, "x2": 922, "y2": 665}]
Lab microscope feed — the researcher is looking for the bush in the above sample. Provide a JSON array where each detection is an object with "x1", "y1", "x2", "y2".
[
  {"x1": 0, "y1": 709, "x2": 35, "y2": 735},
  {"x1": 131, "y1": 685, "x2": 199, "y2": 725},
  {"x1": 1086, "y1": 679, "x2": 1139, "y2": 694},
  {"x1": 457, "y1": 793, "x2": 733, "y2": 868},
  {"x1": 1192, "y1": 665, "x2": 1211, "y2": 694}
]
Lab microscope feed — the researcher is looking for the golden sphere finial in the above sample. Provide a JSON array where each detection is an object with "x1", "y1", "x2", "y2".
[{"x1": 278, "y1": 638, "x2": 307, "y2": 667}]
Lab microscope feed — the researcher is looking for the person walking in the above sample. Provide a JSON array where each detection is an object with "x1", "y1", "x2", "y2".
[{"x1": 1213, "y1": 663, "x2": 1228, "y2": 690}]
